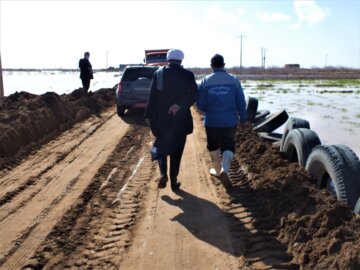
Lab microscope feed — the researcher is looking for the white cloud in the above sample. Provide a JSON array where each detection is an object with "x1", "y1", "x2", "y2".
[
  {"x1": 205, "y1": 5, "x2": 240, "y2": 23},
  {"x1": 256, "y1": 11, "x2": 291, "y2": 22},
  {"x1": 237, "y1": 8, "x2": 246, "y2": 16},
  {"x1": 294, "y1": 0, "x2": 331, "y2": 26},
  {"x1": 289, "y1": 22, "x2": 302, "y2": 30}
]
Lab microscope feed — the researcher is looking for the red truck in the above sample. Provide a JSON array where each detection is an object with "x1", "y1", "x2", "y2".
[{"x1": 144, "y1": 49, "x2": 170, "y2": 66}]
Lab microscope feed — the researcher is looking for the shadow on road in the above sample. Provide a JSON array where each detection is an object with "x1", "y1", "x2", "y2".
[
  {"x1": 162, "y1": 188, "x2": 296, "y2": 268},
  {"x1": 161, "y1": 190, "x2": 242, "y2": 257}
]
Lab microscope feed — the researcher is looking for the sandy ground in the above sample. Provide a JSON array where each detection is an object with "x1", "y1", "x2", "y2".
[
  {"x1": 120, "y1": 112, "x2": 240, "y2": 270},
  {"x1": 0, "y1": 89, "x2": 359, "y2": 269}
]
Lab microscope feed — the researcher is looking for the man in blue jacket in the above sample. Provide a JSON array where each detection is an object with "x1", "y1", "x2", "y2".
[
  {"x1": 197, "y1": 54, "x2": 248, "y2": 188},
  {"x1": 146, "y1": 49, "x2": 198, "y2": 191}
]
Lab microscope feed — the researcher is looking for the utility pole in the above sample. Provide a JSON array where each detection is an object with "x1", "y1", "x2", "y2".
[
  {"x1": 325, "y1": 53, "x2": 328, "y2": 67},
  {"x1": 237, "y1": 35, "x2": 246, "y2": 71},
  {"x1": 106, "y1": 50, "x2": 109, "y2": 69},
  {"x1": 260, "y1": 48, "x2": 267, "y2": 68},
  {"x1": 0, "y1": 53, "x2": 4, "y2": 98},
  {"x1": 263, "y1": 48, "x2": 267, "y2": 69}
]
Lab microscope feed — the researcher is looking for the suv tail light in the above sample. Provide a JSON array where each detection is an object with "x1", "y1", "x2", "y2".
[{"x1": 117, "y1": 82, "x2": 123, "y2": 95}]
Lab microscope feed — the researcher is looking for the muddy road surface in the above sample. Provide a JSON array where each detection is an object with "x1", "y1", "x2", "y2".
[{"x1": 0, "y1": 100, "x2": 359, "y2": 269}]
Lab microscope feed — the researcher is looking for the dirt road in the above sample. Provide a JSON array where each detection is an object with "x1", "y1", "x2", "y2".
[{"x1": 0, "y1": 106, "x2": 359, "y2": 270}]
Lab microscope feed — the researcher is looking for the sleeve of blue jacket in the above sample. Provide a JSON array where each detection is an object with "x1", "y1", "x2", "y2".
[
  {"x1": 196, "y1": 79, "x2": 207, "y2": 112},
  {"x1": 235, "y1": 80, "x2": 248, "y2": 123}
]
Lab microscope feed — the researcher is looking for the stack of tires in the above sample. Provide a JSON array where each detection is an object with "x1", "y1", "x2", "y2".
[{"x1": 246, "y1": 96, "x2": 360, "y2": 214}]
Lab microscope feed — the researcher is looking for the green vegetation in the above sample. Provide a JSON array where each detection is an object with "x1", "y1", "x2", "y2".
[
  {"x1": 344, "y1": 128, "x2": 354, "y2": 133},
  {"x1": 356, "y1": 114, "x2": 360, "y2": 119},
  {"x1": 307, "y1": 101, "x2": 315, "y2": 106}
]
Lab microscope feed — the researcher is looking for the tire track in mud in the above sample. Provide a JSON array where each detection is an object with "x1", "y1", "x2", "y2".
[
  {"x1": 0, "y1": 112, "x2": 131, "y2": 269},
  {"x1": 192, "y1": 111, "x2": 297, "y2": 269},
  {"x1": 210, "y1": 159, "x2": 300, "y2": 270},
  {"x1": 19, "y1": 123, "x2": 155, "y2": 270},
  {"x1": 0, "y1": 112, "x2": 113, "y2": 211}
]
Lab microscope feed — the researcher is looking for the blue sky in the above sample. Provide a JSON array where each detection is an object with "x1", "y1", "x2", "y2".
[{"x1": 1, "y1": 0, "x2": 359, "y2": 69}]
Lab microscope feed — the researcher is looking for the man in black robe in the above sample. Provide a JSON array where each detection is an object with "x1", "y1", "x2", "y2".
[{"x1": 145, "y1": 49, "x2": 198, "y2": 191}]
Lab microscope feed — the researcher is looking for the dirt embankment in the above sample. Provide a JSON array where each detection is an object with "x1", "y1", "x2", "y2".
[
  {"x1": 232, "y1": 129, "x2": 360, "y2": 269},
  {"x1": 0, "y1": 88, "x2": 116, "y2": 169}
]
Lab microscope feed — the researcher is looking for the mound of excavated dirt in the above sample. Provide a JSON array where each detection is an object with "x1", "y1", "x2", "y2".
[
  {"x1": 0, "y1": 88, "x2": 116, "y2": 168},
  {"x1": 235, "y1": 129, "x2": 360, "y2": 269}
]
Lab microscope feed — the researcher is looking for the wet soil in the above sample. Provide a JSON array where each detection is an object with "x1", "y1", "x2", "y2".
[
  {"x1": 228, "y1": 129, "x2": 360, "y2": 269},
  {"x1": 0, "y1": 90, "x2": 359, "y2": 269},
  {"x1": 0, "y1": 87, "x2": 116, "y2": 169}
]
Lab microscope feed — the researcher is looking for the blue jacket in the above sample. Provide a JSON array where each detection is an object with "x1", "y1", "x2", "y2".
[{"x1": 197, "y1": 69, "x2": 248, "y2": 128}]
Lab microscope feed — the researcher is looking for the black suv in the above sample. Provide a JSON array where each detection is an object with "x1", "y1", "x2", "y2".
[{"x1": 116, "y1": 66, "x2": 158, "y2": 116}]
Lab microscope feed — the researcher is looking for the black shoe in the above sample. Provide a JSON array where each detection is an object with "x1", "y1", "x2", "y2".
[
  {"x1": 158, "y1": 175, "x2": 168, "y2": 189},
  {"x1": 170, "y1": 177, "x2": 181, "y2": 191},
  {"x1": 171, "y1": 182, "x2": 181, "y2": 192}
]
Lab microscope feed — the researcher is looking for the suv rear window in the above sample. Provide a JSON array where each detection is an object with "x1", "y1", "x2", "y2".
[{"x1": 121, "y1": 67, "x2": 158, "y2": 82}]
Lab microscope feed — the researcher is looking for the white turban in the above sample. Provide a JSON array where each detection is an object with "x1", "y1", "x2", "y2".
[{"x1": 167, "y1": 49, "x2": 184, "y2": 61}]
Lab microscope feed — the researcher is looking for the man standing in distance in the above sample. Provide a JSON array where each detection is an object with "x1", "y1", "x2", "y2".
[
  {"x1": 197, "y1": 54, "x2": 248, "y2": 189},
  {"x1": 79, "y1": 51, "x2": 93, "y2": 94},
  {"x1": 145, "y1": 49, "x2": 198, "y2": 191}
]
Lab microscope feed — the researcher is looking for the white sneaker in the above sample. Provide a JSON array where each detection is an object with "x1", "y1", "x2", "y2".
[{"x1": 209, "y1": 149, "x2": 221, "y2": 176}]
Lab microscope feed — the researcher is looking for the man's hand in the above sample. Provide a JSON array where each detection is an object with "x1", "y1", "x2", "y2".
[
  {"x1": 168, "y1": 104, "x2": 180, "y2": 116},
  {"x1": 145, "y1": 118, "x2": 151, "y2": 126}
]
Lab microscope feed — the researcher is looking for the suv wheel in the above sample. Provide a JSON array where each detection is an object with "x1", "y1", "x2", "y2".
[{"x1": 117, "y1": 105, "x2": 126, "y2": 117}]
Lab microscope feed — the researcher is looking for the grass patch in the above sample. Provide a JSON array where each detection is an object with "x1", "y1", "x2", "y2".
[
  {"x1": 256, "y1": 84, "x2": 274, "y2": 90},
  {"x1": 344, "y1": 128, "x2": 354, "y2": 133},
  {"x1": 307, "y1": 101, "x2": 316, "y2": 106},
  {"x1": 356, "y1": 114, "x2": 360, "y2": 119},
  {"x1": 319, "y1": 90, "x2": 354, "y2": 94}
]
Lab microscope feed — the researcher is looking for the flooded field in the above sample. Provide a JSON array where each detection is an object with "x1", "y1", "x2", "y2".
[
  {"x1": 3, "y1": 70, "x2": 120, "y2": 96},
  {"x1": 3, "y1": 71, "x2": 360, "y2": 156},
  {"x1": 243, "y1": 79, "x2": 360, "y2": 157}
]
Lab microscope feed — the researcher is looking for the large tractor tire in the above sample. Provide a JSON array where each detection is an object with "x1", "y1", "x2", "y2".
[
  {"x1": 258, "y1": 132, "x2": 282, "y2": 143},
  {"x1": 305, "y1": 145, "x2": 360, "y2": 209},
  {"x1": 254, "y1": 110, "x2": 270, "y2": 125},
  {"x1": 354, "y1": 198, "x2": 360, "y2": 214},
  {"x1": 282, "y1": 128, "x2": 321, "y2": 167},
  {"x1": 246, "y1": 97, "x2": 258, "y2": 123},
  {"x1": 253, "y1": 110, "x2": 289, "y2": 133},
  {"x1": 280, "y1": 117, "x2": 310, "y2": 151}
]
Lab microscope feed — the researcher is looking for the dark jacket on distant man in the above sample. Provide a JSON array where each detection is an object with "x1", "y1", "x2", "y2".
[{"x1": 79, "y1": 58, "x2": 93, "y2": 80}]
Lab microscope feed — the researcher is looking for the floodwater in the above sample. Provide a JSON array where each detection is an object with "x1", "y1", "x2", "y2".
[
  {"x1": 2, "y1": 71, "x2": 360, "y2": 157},
  {"x1": 3, "y1": 70, "x2": 120, "y2": 96},
  {"x1": 242, "y1": 79, "x2": 360, "y2": 157}
]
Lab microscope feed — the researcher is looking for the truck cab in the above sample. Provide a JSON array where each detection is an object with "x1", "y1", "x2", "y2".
[{"x1": 144, "y1": 49, "x2": 170, "y2": 66}]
